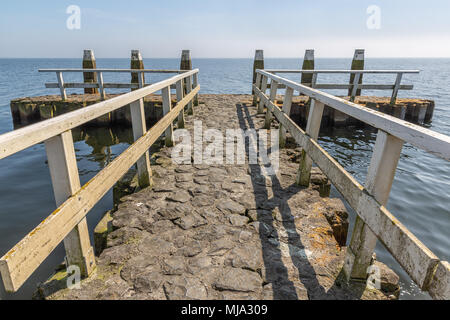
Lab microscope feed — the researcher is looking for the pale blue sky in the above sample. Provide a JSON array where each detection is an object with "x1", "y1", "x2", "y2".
[{"x1": 1, "y1": 0, "x2": 450, "y2": 58}]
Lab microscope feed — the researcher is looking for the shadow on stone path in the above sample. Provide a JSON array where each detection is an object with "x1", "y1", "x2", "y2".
[{"x1": 39, "y1": 94, "x2": 389, "y2": 300}]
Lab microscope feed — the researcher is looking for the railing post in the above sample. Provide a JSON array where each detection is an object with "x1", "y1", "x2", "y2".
[
  {"x1": 279, "y1": 87, "x2": 294, "y2": 148},
  {"x1": 131, "y1": 50, "x2": 145, "y2": 91},
  {"x1": 186, "y1": 75, "x2": 194, "y2": 115},
  {"x1": 176, "y1": 79, "x2": 185, "y2": 128},
  {"x1": 56, "y1": 72, "x2": 67, "y2": 101},
  {"x1": 264, "y1": 80, "x2": 278, "y2": 129},
  {"x1": 296, "y1": 99, "x2": 325, "y2": 187},
  {"x1": 301, "y1": 49, "x2": 315, "y2": 86},
  {"x1": 390, "y1": 73, "x2": 403, "y2": 105},
  {"x1": 253, "y1": 72, "x2": 262, "y2": 106},
  {"x1": 344, "y1": 130, "x2": 404, "y2": 282},
  {"x1": 130, "y1": 99, "x2": 153, "y2": 188},
  {"x1": 192, "y1": 72, "x2": 199, "y2": 106},
  {"x1": 257, "y1": 75, "x2": 268, "y2": 114},
  {"x1": 348, "y1": 49, "x2": 364, "y2": 97},
  {"x1": 82, "y1": 49, "x2": 98, "y2": 94},
  {"x1": 252, "y1": 50, "x2": 264, "y2": 106},
  {"x1": 162, "y1": 86, "x2": 174, "y2": 147},
  {"x1": 44, "y1": 130, "x2": 96, "y2": 278},
  {"x1": 350, "y1": 72, "x2": 361, "y2": 102},
  {"x1": 96, "y1": 72, "x2": 106, "y2": 100},
  {"x1": 311, "y1": 72, "x2": 318, "y2": 89}
]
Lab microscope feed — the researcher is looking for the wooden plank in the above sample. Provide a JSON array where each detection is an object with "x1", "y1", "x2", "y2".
[
  {"x1": 428, "y1": 261, "x2": 450, "y2": 299},
  {"x1": 39, "y1": 68, "x2": 187, "y2": 73},
  {"x1": 45, "y1": 131, "x2": 95, "y2": 280},
  {"x1": 350, "y1": 72, "x2": 362, "y2": 101},
  {"x1": 186, "y1": 76, "x2": 194, "y2": 115},
  {"x1": 130, "y1": 98, "x2": 152, "y2": 189},
  {"x1": 96, "y1": 72, "x2": 106, "y2": 100},
  {"x1": 345, "y1": 130, "x2": 404, "y2": 280},
  {"x1": 162, "y1": 86, "x2": 174, "y2": 146},
  {"x1": 258, "y1": 76, "x2": 268, "y2": 114},
  {"x1": 0, "y1": 85, "x2": 199, "y2": 292},
  {"x1": 176, "y1": 79, "x2": 185, "y2": 128},
  {"x1": 0, "y1": 69, "x2": 199, "y2": 160},
  {"x1": 193, "y1": 72, "x2": 199, "y2": 106},
  {"x1": 265, "y1": 83, "x2": 413, "y2": 90},
  {"x1": 56, "y1": 72, "x2": 67, "y2": 101},
  {"x1": 255, "y1": 85, "x2": 442, "y2": 294},
  {"x1": 296, "y1": 100, "x2": 325, "y2": 187},
  {"x1": 255, "y1": 72, "x2": 450, "y2": 161},
  {"x1": 252, "y1": 72, "x2": 262, "y2": 106},
  {"x1": 264, "y1": 80, "x2": 278, "y2": 129},
  {"x1": 390, "y1": 73, "x2": 403, "y2": 105},
  {"x1": 263, "y1": 69, "x2": 420, "y2": 74},
  {"x1": 279, "y1": 87, "x2": 293, "y2": 148}
]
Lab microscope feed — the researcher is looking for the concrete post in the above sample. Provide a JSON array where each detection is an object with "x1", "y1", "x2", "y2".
[
  {"x1": 82, "y1": 50, "x2": 98, "y2": 94},
  {"x1": 348, "y1": 49, "x2": 365, "y2": 97},
  {"x1": 301, "y1": 49, "x2": 315, "y2": 86},
  {"x1": 252, "y1": 50, "x2": 264, "y2": 106},
  {"x1": 131, "y1": 50, "x2": 145, "y2": 91}
]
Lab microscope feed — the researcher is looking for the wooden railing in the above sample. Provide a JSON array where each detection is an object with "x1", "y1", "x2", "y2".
[
  {"x1": 253, "y1": 69, "x2": 449, "y2": 299},
  {"x1": 38, "y1": 68, "x2": 195, "y2": 101},
  {"x1": 0, "y1": 69, "x2": 200, "y2": 292},
  {"x1": 262, "y1": 69, "x2": 419, "y2": 104}
]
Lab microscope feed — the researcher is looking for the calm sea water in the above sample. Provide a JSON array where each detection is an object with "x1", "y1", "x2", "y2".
[{"x1": 0, "y1": 58, "x2": 449, "y2": 300}]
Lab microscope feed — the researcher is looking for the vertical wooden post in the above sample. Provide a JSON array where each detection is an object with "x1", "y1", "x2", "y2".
[
  {"x1": 180, "y1": 50, "x2": 192, "y2": 70},
  {"x1": 162, "y1": 86, "x2": 174, "y2": 147},
  {"x1": 96, "y1": 72, "x2": 106, "y2": 100},
  {"x1": 344, "y1": 130, "x2": 404, "y2": 281},
  {"x1": 253, "y1": 72, "x2": 262, "y2": 106},
  {"x1": 56, "y1": 72, "x2": 67, "y2": 101},
  {"x1": 180, "y1": 50, "x2": 197, "y2": 106},
  {"x1": 82, "y1": 49, "x2": 98, "y2": 94},
  {"x1": 390, "y1": 73, "x2": 403, "y2": 105},
  {"x1": 176, "y1": 79, "x2": 185, "y2": 128},
  {"x1": 192, "y1": 72, "x2": 199, "y2": 106},
  {"x1": 348, "y1": 49, "x2": 364, "y2": 97},
  {"x1": 131, "y1": 50, "x2": 145, "y2": 91},
  {"x1": 296, "y1": 100, "x2": 325, "y2": 187},
  {"x1": 130, "y1": 99, "x2": 153, "y2": 188},
  {"x1": 186, "y1": 75, "x2": 194, "y2": 115},
  {"x1": 264, "y1": 80, "x2": 278, "y2": 129},
  {"x1": 252, "y1": 50, "x2": 264, "y2": 106},
  {"x1": 301, "y1": 49, "x2": 315, "y2": 86},
  {"x1": 258, "y1": 75, "x2": 268, "y2": 114},
  {"x1": 279, "y1": 87, "x2": 294, "y2": 148},
  {"x1": 44, "y1": 130, "x2": 96, "y2": 278}
]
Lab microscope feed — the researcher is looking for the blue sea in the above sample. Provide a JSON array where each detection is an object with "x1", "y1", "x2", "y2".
[{"x1": 0, "y1": 58, "x2": 449, "y2": 300}]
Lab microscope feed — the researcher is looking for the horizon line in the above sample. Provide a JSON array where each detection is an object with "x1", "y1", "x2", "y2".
[{"x1": 1, "y1": 56, "x2": 450, "y2": 59}]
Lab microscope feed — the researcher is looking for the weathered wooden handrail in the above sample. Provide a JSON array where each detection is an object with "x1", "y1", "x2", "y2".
[
  {"x1": 0, "y1": 69, "x2": 200, "y2": 292},
  {"x1": 260, "y1": 69, "x2": 419, "y2": 104},
  {"x1": 253, "y1": 69, "x2": 450, "y2": 299},
  {"x1": 39, "y1": 68, "x2": 190, "y2": 101}
]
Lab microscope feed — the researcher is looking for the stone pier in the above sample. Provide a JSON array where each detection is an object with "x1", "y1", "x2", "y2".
[{"x1": 36, "y1": 95, "x2": 399, "y2": 300}]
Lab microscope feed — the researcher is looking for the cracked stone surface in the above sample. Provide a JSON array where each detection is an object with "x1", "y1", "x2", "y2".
[{"x1": 39, "y1": 95, "x2": 394, "y2": 300}]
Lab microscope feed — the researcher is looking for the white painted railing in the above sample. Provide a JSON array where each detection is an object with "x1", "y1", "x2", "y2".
[
  {"x1": 253, "y1": 69, "x2": 449, "y2": 300},
  {"x1": 0, "y1": 69, "x2": 200, "y2": 293},
  {"x1": 39, "y1": 68, "x2": 191, "y2": 101},
  {"x1": 262, "y1": 69, "x2": 419, "y2": 104}
]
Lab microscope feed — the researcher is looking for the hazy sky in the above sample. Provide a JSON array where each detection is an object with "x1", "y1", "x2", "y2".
[{"x1": 1, "y1": 0, "x2": 450, "y2": 58}]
